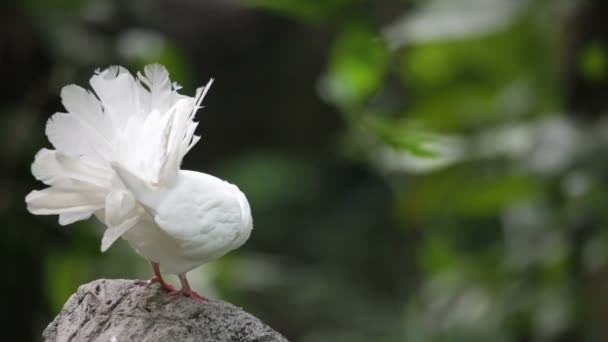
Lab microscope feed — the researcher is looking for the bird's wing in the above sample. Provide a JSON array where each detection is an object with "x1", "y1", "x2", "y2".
[{"x1": 153, "y1": 182, "x2": 242, "y2": 243}]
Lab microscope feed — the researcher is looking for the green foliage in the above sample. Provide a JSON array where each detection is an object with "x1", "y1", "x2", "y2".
[
  {"x1": 322, "y1": 24, "x2": 389, "y2": 109},
  {"x1": 580, "y1": 42, "x2": 608, "y2": 81},
  {"x1": 242, "y1": 0, "x2": 603, "y2": 340}
]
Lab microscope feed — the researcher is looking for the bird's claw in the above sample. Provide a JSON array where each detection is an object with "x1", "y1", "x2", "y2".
[
  {"x1": 147, "y1": 275, "x2": 176, "y2": 292},
  {"x1": 168, "y1": 288, "x2": 208, "y2": 302}
]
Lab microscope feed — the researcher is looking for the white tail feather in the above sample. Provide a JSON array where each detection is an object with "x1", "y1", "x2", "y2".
[
  {"x1": 27, "y1": 64, "x2": 213, "y2": 251},
  {"x1": 101, "y1": 216, "x2": 140, "y2": 252}
]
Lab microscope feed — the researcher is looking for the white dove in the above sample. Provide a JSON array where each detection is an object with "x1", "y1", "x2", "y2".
[{"x1": 25, "y1": 64, "x2": 253, "y2": 301}]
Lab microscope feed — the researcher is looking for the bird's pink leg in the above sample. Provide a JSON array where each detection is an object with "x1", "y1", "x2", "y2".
[
  {"x1": 146, "y1": 262, "x2": 175, "y2": 292},
  {"x1": 168, "y1": 273, "x2": 207, "y2": 302}
]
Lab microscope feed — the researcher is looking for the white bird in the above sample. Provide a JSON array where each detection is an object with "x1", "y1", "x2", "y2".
[{"x1": 25, "y1": 64, "x2": 253, "y2": 301}]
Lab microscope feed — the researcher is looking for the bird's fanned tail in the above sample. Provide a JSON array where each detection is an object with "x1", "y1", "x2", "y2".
[{"x1": 25, "y1": 64, "x2": 214, "y2": 252}]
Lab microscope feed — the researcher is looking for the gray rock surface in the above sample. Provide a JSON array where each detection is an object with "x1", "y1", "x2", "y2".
[{"x1": 43, "y1": 279, "x2": 288, "y2": 342}]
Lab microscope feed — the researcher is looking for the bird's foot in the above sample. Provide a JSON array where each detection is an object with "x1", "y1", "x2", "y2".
[
  {"x1": 147, "y1": 275, "x2": 176, "y2": 292},
  {"x1": 168, "y1": 288, "x2": 208, "y2": 302}
]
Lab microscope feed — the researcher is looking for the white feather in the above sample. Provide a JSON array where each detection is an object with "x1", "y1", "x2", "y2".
[
  {"x1": 59, "y1": 211, "x2": 95, "y2": 226},
  {"x1": 138, "y1": 64, "x2": 173, "y2": 114},
  {"x1": 26, "y1": 187, "x2": 105, "y2": 217},
  {"x1": 101, "y1": 215, "x2": 139, "y2": 252},
  {"x1": 26, "y1": 64, "x2": 252, "y2": 277},
  {"x1": 60, "y1": 85, "x2": 114, "y2": 154},
  {"x1": 89, "y1": 66, "x2": 140, "y2": 129},
  {"x1": 31, "y1": 149, "x2": 110, "y2": 187}
]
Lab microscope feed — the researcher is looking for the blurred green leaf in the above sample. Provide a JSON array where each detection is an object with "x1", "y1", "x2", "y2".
[
  {"x1": 399, "y1": 14, "x2": 560, "y2": 131},
  {"x1": 360, "y1": 116, "x2": 441, "y2": 157},
  {"x1": 321, "y1": 24, "x2": 389, "y2": 109},
  {"x1": 403, "y1": 167, "x2": 543, "y2": 219},
  {"x1": 579, "y1": 42, "x2": 608, "y2": 81}
]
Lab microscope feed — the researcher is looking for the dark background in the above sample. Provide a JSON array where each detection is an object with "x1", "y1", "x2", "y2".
[{"x1": 3, "y1": 0, "x2": 608, "y2": 341}]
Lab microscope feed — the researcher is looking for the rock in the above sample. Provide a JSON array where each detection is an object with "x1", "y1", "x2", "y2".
[{"x1": 43, "y1": 279, "x2": 288, "y2": 342}]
